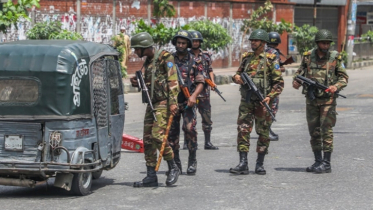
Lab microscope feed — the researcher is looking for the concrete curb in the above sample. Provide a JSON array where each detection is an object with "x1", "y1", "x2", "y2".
[{"x1": 122, "y1": 61, "x2": 373, "y2": 93}]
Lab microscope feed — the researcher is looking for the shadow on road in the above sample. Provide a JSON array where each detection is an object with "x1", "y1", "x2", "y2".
[
  {"x1": 274, "y1": 167, "x2": 306, "y2": 172},
  {"x1": 214, "y1": 169, "x2": 231, "y2": 173}
]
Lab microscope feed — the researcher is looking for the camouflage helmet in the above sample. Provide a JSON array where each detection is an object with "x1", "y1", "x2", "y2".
[
  {"x1": 268, "y1": 32, "x2": 281, "y2": 44},
  {"x1": 315, "y1": 29, "x2": 333, "y2": 42},
  {"x1": 131, "y1": 32, "x2": 154, "y2": 48},
  {"x1": 249, "y1": 29, "x2": 269, "y2": 43},
  {"x1": 172, "y1": 30, "x2": 192, "y2": 48},
  {"x1": 190, "y1": 31, "x2": 203, "y2": 43}
]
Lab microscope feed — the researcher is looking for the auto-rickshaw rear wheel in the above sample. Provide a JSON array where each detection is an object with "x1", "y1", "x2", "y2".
[
  {"x1": 92, "y1": 169, "x2": 103, "y2": 179},
  {"x1": 71, "y1": 164, "x2": 92, "y2": 196}
]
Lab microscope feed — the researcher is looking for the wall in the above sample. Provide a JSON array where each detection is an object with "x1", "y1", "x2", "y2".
[{"x1": 1, "y1": 0, "x2": 295, "y2": 73}]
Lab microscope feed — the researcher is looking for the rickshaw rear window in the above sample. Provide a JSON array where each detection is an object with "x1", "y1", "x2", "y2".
[{"x1": 0, "y1": 78, "x2": 39, "y2": 104}]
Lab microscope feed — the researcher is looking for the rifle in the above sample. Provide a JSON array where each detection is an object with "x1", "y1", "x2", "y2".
[
  {"x1": 280, "y1": 55, "x2": 297, "y2": 67},
  {"x1": 155, "y1": 115, "x2": 174, "y2": 172},
  {"x1": 175, "y1": 65, "x2": 191, "y2": 99},
  {"x1": 240, "y1": 72, "x2": 276, "y2": 121},
  {"x1": 205, "y1": 78, "x2": 226, "y2": 102},
  {"x1": 136, "y1": 70, "x2": 157, "y2": 121},
  {"x1": 295, "y1": 75, "x2": 346, "y2": 100}
]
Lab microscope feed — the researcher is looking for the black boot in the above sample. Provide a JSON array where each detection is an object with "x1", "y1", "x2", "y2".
[
  {"x1": 229, "y1": 152, "x2": 249, "y2": 175},
  {"x1": 255, "y1": 153, "x2": 266, "y2": 175},
  {"x1": 133, "y1": 166, "x2": 158, "y2": 187},
  {"x1": 187, "y1": 150, "x2": 197, "y2": 175},
  {"x1": 204, "y1": 132, "x2": 219, "y2": 150},
  {"x1": 269, "y1": 127, "x2": 279, "y2": 141},
  {"x1": 166, "y1": 159, "x2": 180, "y2": 186},
  {"x1": 306, "y1": 151, "x2": 323, "y2": 172},
  {"x1": 166, "y1": 150, "x2": 182, "y2": 176},
  {"x1": 314, "y1": 152, "x2": 332, "y2": 174}
]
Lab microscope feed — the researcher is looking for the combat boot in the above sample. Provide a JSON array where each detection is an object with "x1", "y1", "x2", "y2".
[
  {"x1": 187, "y1": 150, "x2": 197, "y2": 175},
  {"x1": 314, "y1": 152, "x2": 332, "y2": 174},
  {"x1": 269, "y1": 127, "x2": 279, "y2": 141},
  {"x1": 166, "y1": 149, "x2": 182, "y2": 176},
  {"x1": 306, "y1": 151, "x2": 323, "y2": 172},
  {"x1": 204, "y1": 132, "x2": 219, "y2": 150},
  {"x1": 166, "y1": 159, "x2": 180, "y2": 186},
  {"x1": 255, "y1": 153, "x2": 266, "y2": 175},
  {"x1": 229, "y1": 152, "x2": 249, "y2": 175},
  {"x1": 133, "y1": 166, "x2": 158, "y2": 187}
]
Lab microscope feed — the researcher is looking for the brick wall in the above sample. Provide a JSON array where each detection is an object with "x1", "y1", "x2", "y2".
[{"x1": 275, "y1": 4, "x2": 294, "y2": 57}]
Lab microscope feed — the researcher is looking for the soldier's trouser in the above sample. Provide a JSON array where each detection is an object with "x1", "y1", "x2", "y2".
[
  {"x1": 168, "y1": 104, "x2": 198, "y2": 151},
  {"x1": 143, "y1": 105, "x2": 174, "y2": 167},
  {"x1": 197, "y1": 96, "x2": 212, "y2": 133},
  {"x1": 306, "y1": 98, "x2": 337, "y2": 153},
  {"x1": 271, "y1": 96, "x2": 280, "y2": 116},
  {"x1": 236, "y1": 100, "x2": 273, "y2": 154}
]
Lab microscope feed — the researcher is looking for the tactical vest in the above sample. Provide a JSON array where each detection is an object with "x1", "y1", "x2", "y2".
[
  {"x1": 240, "y1": 52, "x2": 274, "y2": 101},
  {"x1": 145, "y1": 50, "x2": 170, "y2": 103},
  {"x1": 301, "y1": 49, "x2": 340, "y2": 98}
]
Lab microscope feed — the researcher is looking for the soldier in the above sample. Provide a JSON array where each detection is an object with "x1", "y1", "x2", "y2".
[
  {"x1": 129, "y1": 32, "x2": 180, "y2": 187},
  {"x1": 292, "y1": 29, "x2": 348, "y2": 174},
  {"x1": 168, "y1": 30, "x2": 205, "y2": 175},
  {"x1": 229, "y1": 29, "x2": 284, "y2": 175},
  {"x1": 187, "y1": 30, "x2": 219, "y2": 150},
  {"x1": 265, "y1": 32, "x2": 285, "y2": 141}
]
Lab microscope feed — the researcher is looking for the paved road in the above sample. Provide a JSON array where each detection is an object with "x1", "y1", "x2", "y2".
[{"x1": 0, "y1": 67, "x2": 372, "y2": 210}]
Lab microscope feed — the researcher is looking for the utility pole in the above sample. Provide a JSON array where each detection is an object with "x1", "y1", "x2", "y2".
[
  {"x1": 313, "y1": 0, "x2": 317, "y2": 26},
  {"x1": 346, "y1": 0, "x2": 357, "y2": 68}
]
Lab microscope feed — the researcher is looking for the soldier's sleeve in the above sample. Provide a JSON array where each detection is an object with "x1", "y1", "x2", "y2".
[
  {"x1": 164, "y1": 54, "x2": 179, "y2": 106},
  {"x1": 267, "y1": 59, "x2": 284, "y2": 99},
  {"x1": 293, "y1": 52, "x2": 309, "y2": 80},
  {"x1": 206, "y1": 52, "x2": 213, "y2": 73},
  {"x1": 334, "y1": 54, "x2": 349, "y2": 91},
  {"x1": 232, "y1": 53, "x2": 249, "y2": 82}
]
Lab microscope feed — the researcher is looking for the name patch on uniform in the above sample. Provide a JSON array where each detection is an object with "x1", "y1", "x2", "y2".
[
  {"x1": 274, "y1": 64, "x2": 280, "y2": 70},
  {"x1": 167, "y1": 62, "x2": 173, "y2": 68}
]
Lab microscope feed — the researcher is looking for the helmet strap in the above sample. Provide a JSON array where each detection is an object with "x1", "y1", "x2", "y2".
[{"x1": 176, "y1": 46, "x2": 188, "y2": 54}]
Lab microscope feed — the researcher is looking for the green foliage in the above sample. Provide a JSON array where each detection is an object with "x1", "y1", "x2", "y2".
[
  {"x1": 153, "y1": 0, "x2": 175, "y2": 19},
  {"x1": 111, "y1": 33, "x2": 127, "y2": 78},
  {"x1": 292, "y1": 24, "x2": 319, "y2": 55},
  {"x1": 188, "y1": 20, "x2": 232, "y2": 51},
  {"x1": 340, "y1": 50, "x2": 348, "y2": 66},
  {"x1": 241, "y1": 0, "x2": 292, "y2": 35},
  {"x1": 358, "y1": 30, "x2": 373, "y2": 43},
  {"x1": 27, "y1": 21, "x2": 82, "y2": 40},
  {"x1": 133, "y1": 19, "x2": 189, "y2": 47},
  {"x1": 0, "y1": 0, "x2": 40, "y2": 33}
]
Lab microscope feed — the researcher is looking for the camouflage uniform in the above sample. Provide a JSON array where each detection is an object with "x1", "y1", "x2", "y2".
[
  {"x1": 142, "y1": 50, "x2": 179, "y2": 167},
  {"x1": 168, "y1": 52, "x2": 204, "y2": 152},
  {"x1": 293, "y1": 49, "x2": 348, "y2": 153},
  {"x1": 265, "y1": 46, "x2": 281, "y2": 116},
  {"x1": 233, "y1": 52, "x2": 284, "y2": 154},
  {"x1": 191, "y1": 49, "x2": 213, "y2": 134}
]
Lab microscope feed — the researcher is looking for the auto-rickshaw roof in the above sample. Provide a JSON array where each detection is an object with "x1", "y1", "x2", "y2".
[{"x1": 0, "y1": 40, "x2": 119, "y2": 73}]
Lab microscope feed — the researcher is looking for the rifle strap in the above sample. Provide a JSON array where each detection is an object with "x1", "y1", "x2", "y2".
[{"x1": 150, "y1": 48, "x2": 163, "y2": 100}]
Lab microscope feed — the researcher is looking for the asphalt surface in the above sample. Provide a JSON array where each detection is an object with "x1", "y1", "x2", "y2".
[{"x1": 0, "y1": 67, "x2": 372, "y2": 210}]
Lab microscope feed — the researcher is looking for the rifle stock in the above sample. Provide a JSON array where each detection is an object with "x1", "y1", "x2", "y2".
[
  {"x1": 280, "y1": 55, "x2": 297, "y2": 66},
  {"x1": 175, "y1": 65, "x2": 191, "y2": 99}
]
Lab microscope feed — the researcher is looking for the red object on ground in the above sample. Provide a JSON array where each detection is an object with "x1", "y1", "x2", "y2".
[{"x1": 122, "y1": 134, "x2": 144, "y2": 153}]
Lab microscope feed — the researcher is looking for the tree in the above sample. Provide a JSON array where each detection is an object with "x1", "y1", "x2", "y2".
[
  {"x1": 0, "y1": 0, "x2": 40, "y2": 34},
  {"x1": 134, "y1": 19, "x2": 190, "y2": 47},
  {"x1": 153, "y1": 0, "x2": 175, "y2": 22},
  {"x1": 292, "y1": 24, "x2": 318, "y2": 55},
  {"x1": 188, "y1": 20, "x2": 232, "y2": 52},
  {"x1": 240, "y1": 0, "x2": 292, "y2": 55},
  {"x1": 26, "y1": 21, "x2": 83, "y2": 40}
]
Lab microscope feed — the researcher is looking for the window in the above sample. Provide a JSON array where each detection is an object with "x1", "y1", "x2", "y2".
[{"x1": 0, "y1": 78, "x2": 40, "y2": 105}]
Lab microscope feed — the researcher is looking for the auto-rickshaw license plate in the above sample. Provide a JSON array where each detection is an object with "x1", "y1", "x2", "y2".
[{"x1": 4, "y1": 135, "x2": 23, "y2": 151}]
